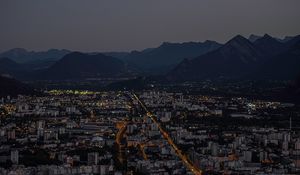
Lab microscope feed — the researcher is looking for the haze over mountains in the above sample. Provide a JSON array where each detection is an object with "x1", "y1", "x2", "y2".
[
  {"x1": 255, "y1": 36, "x2": 300, "y2": 80},
  {"x1": 0, "y1": 34, "x2": 299, "y2": 83},
  {"x1": 248, "y1": 34, "x2": 295, "y2": 43},
  {"x1": 121, "y1": 41, "x2": 222, "y2": 74},
  {"x1": 168, "y1": 34, "x2": 300, "y2": 81},
  {"x1": 0, "y1": 48, "x2": 70, "y2": 63},
  {"x1": 168, "y1": 35, "x2": 263, "y2": 81}
]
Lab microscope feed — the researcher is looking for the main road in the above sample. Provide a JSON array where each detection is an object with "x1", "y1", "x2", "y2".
[
  {"x1": 116, "y1": 121, "x2": 127, "y2": 145},
  {"x1": 132, "y1": 93, "x2": 202, "y2": 175},
  {"x1": 115, "y1": 121, "x2": 128, "y2": 164}
]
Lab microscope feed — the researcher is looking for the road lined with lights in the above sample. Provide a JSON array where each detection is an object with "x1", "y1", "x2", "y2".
[
  {"x1": 116, "y1": 121, "x2": 128, "y2": 164},
  {"x1": 116, "y1": 121, "x2": 127, "y2": 145},
  {"x1": 132, "y1": 93, "x2": 202, "y2": 175}
]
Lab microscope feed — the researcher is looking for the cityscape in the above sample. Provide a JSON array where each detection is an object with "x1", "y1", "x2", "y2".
[
  {"x1": 1, "y1": 1, "x2": 300, "y2": 175},
  {"x1": 0, "y1": 89, "x2": 299, "y2": 174}
]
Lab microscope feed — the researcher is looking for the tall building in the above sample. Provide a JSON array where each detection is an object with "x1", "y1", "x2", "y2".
[
  {"x1": 88, "y1": 152, "x2": 99, "y2": 165},
  {"x1": 244, "y1": 150, "x2": 252, "y2": 162},
  {"x1": 211, "y1": 142, "x2": 219, "y2": 156},
  {"x1": 37, "y1": 120, "x2": 45, "y2": 129},
  {"x1": 290, "y1": 117, "x2": 292, "y2": 131},
  {"x1": 37, "y1": 128, "x2": 44, "y2": 139},
  {"x1": 7, "y1": 129, "x2": 15, "y2": 140},
  {"x1": 11, "y1": 150, "x2": 19, "y2": 164}
]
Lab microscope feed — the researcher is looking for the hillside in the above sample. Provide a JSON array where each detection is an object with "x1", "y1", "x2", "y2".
[
  {"x1": 39, "y1": 52, "x2": 126, "y2": 80},
  {"x1": 168, "y1": 35, "x2": 264, "y2": 81},
  {"x1": 0, "y1": 48, "x2": 70, "y2": 63},
  {"x1": 123, "y1": 41, "x2": 222, "y2": 74},
  {"x1": 0, "y1": 75, "x2": 36, "y2": 97},
  {"x1": 168, "y1": 34, "x2": 300, "y2": 82}
]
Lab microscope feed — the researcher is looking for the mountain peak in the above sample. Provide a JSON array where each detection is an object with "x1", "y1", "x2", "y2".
[
  {"x1": 226, "y1": 35, "x2": 249, "y2": 45},
  {"x1": 259, "y1": 34, "x2": 274, "y2": 41},
  {"x1": 248, "y1": 34, "x2": 262, "y2": 42},
  {"x1": 233, "y1": 34, "x2": 246, "y2": 39},
  {"x1": 249, "y1": 34, "x2": 274, "y2": 42},
  {"x1": 224, "y1": 35, "x2": 253, "y2": 50},
  {"x1": 255, "y1": 34, "x2": 279, "y2": 44},
  {"x1": 216, "y1": 35, "x2": 264, "y2": 64},
  {"x1": 253, "y1": 34, "x2": 284, "y2": 57},
  {"x1": 262, "y1": 33, "x2": 272, "y2": 38},
  {"x1": 42, "y1": 52, "x2": 126, "y2": 80},
  {"x1": 203, "y1": 40, "x2": 218, "y2": 45}
]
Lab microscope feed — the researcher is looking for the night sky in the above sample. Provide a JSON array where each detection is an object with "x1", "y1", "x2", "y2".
[{"x1": 1, "y1": 0, "x2": 300, "y2": 52}]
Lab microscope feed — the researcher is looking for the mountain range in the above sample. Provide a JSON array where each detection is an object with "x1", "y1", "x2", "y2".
[
  {"x1": 255, "y1": 36, "x2": 300, "y2": 80},
  {"x1": 121, "y1": 41, "x2": 222, "y2": 74},
  {"x1": 0, "y1": 34, "x2": 299, "y2": 82},
  {"x1": 168, "y1": 35, "x2": 263, "y2": 81},
  {"x1": 0, "y1": 48, "x2": 70, "y2": 63},
  {"x1": 37, "y1": 52, "x2": 127, "y2": 80},
  {"x1": 248, "y1": 34, "x2": 294, "y2": 43},
  {"x1": 0, "y1": 41, "x2": 222, "y2": 79},
  {"x1": 167, "y1": 34, "x2": 300, "y2": 81}
]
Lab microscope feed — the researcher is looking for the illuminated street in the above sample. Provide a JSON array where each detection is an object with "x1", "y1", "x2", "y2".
[{"x1": 132, "y1": 93, "x2": 203, "y2": 175}]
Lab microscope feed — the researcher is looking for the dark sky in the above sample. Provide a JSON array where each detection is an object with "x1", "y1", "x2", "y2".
[{"x1": 0, "y1": 0, "x2": 300, "y2": 52}]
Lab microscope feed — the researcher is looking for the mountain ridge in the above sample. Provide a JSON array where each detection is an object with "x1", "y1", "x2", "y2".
[
  {"x1": 167, "y1": 34, "x2": 300, "y2": 82},
  {"x1": 38, "y1": 52, "x2": 126, "y2": 80},
  {"x1": 0, "y1": 48, "x2": 70, "y2": 63},
  {"x1": 122, "y1": 40, "x2": 222, "y2": 74}
]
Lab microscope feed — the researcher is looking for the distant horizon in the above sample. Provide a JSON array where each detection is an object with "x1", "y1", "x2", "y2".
[
  {"x1": 1, "y1": 33, "x2": 299, "y2": 53},
  {"x1": 1, "y1": 0, "x2": 300, "y2": 53}
]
